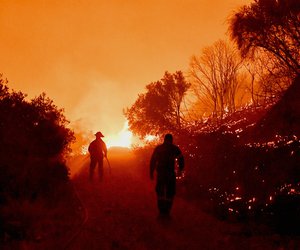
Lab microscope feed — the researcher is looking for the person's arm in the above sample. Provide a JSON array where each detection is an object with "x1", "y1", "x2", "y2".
[
  {"x1": 88, "y1": 142, "x2": 93, "y2": 154},
  {"x1": 103, "y1": 141, "x2": 108, "y2": 157}
]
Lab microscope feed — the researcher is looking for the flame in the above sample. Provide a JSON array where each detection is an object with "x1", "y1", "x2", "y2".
[
  {"x1": 145, "y1": 135, "x2": 158, "y2": 142},
  {"x1": 105, "y1": 121, "x2": 132, "y2": 148}
]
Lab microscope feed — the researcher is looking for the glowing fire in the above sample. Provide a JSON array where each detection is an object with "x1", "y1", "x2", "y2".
[
  {"x1": 105, "y1": 121, "x2": 132, "y2": 148},
  {"x1": 145, "y1": 135, "x2": 158, "y2": 142},
  {"x1": 80, "y1": 121, "x2": 132, "y2": 155}
]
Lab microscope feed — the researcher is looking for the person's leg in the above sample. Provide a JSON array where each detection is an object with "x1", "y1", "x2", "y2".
[
  {"x1": 165, "y1": 176, "x2": 176, "y2": 215},
  {"x1": 156, "y1": 175, "x2": 168, "y2": 215},
  {"x1": 89, "y1": 157, "x2": 97, "y2": 181},
  {"x1": 97, "y1": 158, "x2": 104, "y2": 180}
]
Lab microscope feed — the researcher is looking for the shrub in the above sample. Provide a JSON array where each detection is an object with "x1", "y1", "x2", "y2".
[{"x1": 0, "y1": 76, "x2": 75, "y2": 202}]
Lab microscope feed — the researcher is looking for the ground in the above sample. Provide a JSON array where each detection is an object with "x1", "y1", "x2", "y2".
[{"x1": 64, "y1": 148, "x2": 299, "y2": 250}]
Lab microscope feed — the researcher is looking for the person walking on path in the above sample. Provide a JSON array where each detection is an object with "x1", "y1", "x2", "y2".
[
  {"x1": 150, "y1": 134, "x2": 184, "y2": 217},
  {"x1": 88, "y1": 131, "x2": 107, "y2": 181}
]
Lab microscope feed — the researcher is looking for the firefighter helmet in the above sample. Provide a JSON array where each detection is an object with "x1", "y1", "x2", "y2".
[{"x1": 95, "y1": 131, "x2": 104, "y2": 137}]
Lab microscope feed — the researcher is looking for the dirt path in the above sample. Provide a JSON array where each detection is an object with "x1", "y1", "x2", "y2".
[{"x1": 67, "y1": 149, "x2": 287, "y2": 250}]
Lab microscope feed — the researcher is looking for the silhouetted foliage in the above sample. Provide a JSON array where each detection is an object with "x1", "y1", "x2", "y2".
[
  {"x1": 170, "y1": 106, "x2": 300, "y2": 229},
  {"x1": 124, "y1": 71, "x2": 190, "y2": 138},
  {"x1": 244, "y1": 54, "x2": 292, "y2": 106},
  {"x1": 132, "y1": 73, "x2": 299, "y2": 230},
  {"x1": 0, "y1": 76, "x2": 75, "y2": 202},
  {"x1": 229, "y1": 0, "x2": 300, "y2": 78},
  {"x1": 189, "y1": 39, "x2": 245, "y2": 120}
]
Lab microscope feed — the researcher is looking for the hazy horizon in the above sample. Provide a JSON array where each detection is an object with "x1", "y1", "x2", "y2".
[{"x1": 0, "y1": 0, "x2": 251, "y2": 145}]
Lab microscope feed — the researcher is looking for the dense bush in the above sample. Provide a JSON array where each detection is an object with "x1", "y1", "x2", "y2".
[
  {"x1": 174, "y1": 125, "x2": 300, "y2": 231},
  {"x1": 0, "y1": 77, "x2": 75, "y2": 202}
]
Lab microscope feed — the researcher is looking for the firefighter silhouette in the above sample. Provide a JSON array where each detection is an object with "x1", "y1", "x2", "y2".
[
  {"x1": 88, "y1": 131, "x2": 107, "y2": 181},
  {"x1": 150, "y1": 134, "x2": 184, "y2": 216}
]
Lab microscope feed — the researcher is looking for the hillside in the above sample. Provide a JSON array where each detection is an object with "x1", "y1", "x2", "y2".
[
  {"x1": 250, "y1": 75, "x2": 300, "y2": 142},
  {"x1": 180, "y1": 75, "x2": 300, "y2": 235}
]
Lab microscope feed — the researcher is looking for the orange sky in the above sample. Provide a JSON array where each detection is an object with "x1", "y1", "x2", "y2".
[{"x1": 0, "y1": 0, "x2": 251, "y2": 141}]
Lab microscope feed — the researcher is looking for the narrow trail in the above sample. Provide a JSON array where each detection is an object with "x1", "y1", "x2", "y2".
[{"x1": 67, "y1": 149, "x2": 281, "y2": 250}]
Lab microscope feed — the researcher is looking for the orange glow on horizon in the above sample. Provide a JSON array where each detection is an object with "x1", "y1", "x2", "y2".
[
  {"x1": 78, "y1": 121, "x2": 133, "y2": 155},
  {"x1": 0, "y1": 0, "x2": 252, "y2": 141},
  {"x1": 104, "y1": 121, "x2": 133, "y2": 148}
]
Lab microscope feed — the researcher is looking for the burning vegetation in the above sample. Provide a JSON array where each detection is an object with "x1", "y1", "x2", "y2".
[
  {"x1": 0, "y1": 0, "x2": 299, "y2": 246},
  {"x1": 126, "y1": 0, "x2": 300, "y2": 234}
]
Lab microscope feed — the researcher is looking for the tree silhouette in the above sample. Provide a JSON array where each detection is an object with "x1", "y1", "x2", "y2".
[
  {"x1": 229, "y1": 0, "x2": 300, "y2": 78},
  {"x1": 124, "y1": 71, "x2": 190, "y2": 138},
  {"x1": 244, "y1": 52, "x2": 292, "y2": 106},
  {"x1": 189, "y1": 40, "x2": 244, "y2": 120},
  {"x1": 0, "y1": 76, "x2": 74, "y2": 200}
]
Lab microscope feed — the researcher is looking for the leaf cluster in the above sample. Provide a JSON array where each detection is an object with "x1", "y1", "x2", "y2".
[
  {"x1": 124, "y1": 71, "x2": 190, "y2": 138},
  {"x1": 0, "y1": 76, "x2": 75, "y2": 201},
  {"x1": 229, "y1": 0, "x2": 300, "y2": 76}
]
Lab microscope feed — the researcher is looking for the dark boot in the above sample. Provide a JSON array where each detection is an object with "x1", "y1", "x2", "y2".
[
  {"x1": 157, "y1": 199, "x2": 168, "y2": 215},
  {"x1": 165, "y1": 199, "x2": 173, "y2": 215}
]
